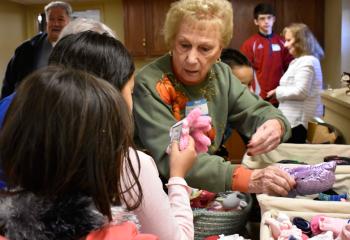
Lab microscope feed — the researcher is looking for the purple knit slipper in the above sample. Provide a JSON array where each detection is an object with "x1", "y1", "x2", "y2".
[{"x1": 283, "y1": 161, "x2": 337, "y2": 197}]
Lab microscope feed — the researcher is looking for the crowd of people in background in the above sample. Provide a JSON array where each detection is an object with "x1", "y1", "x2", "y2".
[{"x1": 0, "y1": 0, "x2": 326, "y2": 239}]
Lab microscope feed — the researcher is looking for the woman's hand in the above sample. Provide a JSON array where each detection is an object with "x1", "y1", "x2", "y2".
[
  {"x1": 246, "y1": 119, "x2": 284, "y2": 156},
  {"x1": 266, "y1": 88, "x2": 276, "y2": 99},
  {"x1": 169, "y1": 137, "x2": 197, "y2": 178},
  {"x1": 248, "y1": 166, "x2": 296, "y2": 196}
]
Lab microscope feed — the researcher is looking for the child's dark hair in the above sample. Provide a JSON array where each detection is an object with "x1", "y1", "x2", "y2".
[
  {"x1": 221, "y1": 48, "x2": 252, "y2": 68},
  {"x1": 48, "y1": 31, "x2": 143, "y2": 212},
  {"x1": 254, "y1": 3, "x2": 275, "y2": 19},
  {"x1": 0, "y1": 66, "x2": 139, "y2": 221},
  {"x1": 49, "y1": 31, "x2": 135, "y2": 91}
]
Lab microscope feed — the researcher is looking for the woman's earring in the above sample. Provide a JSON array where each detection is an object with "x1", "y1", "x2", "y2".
[
  {"x1": 169, "y1": 51, "x2": 173, "y2": 56},
  {"x1": 216, "y1": 58, "x2": 221, "y2": 63}
]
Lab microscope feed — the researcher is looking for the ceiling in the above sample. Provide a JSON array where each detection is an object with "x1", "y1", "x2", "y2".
[{"x1": 9, "y1": 0, "x2": 96, "y2": 4}]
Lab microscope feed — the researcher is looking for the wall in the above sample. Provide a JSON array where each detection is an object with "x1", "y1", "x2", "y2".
[
  {"x1": 103, "y1": 0, "x2": 124, "y2": 41},
  {"x1": 323, "y1": 0, "x2": 341, "y2": 89},
  {"x1": 341, "y1": 0, "x2": 350, "y2": 75},
  {"x1": 0, "y1": 1, "x2": 26, "y2": 82},
  {"x1": 323, "y1": 0, "x2": 350, "y2": 89}
]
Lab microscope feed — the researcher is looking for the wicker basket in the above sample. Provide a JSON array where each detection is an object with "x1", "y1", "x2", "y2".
[{"x1": 193, "y1": 193, "x2": 252, "y2": 240}]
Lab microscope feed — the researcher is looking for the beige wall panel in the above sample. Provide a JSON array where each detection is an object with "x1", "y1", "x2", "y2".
[{"x1": 0, "y1": 1, "x2": 26, "y2": 86}]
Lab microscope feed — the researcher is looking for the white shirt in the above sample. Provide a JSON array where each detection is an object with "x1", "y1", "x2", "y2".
[{"x1": 276, "y1": 55, "x2": 323, "y2": 128}]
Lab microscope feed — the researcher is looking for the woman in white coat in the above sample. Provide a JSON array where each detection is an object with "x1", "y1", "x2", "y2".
[{"x1": 267, "y1": 23, "x2": 324, "y2": 143}]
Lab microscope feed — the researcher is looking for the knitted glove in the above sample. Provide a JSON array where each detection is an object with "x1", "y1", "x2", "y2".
[
  {"x1": 167, "y1": 108, "x2": 212, "y2": 153},
  {"x1": 319, "y1": 216, "x2": 350, "y2": 238}
]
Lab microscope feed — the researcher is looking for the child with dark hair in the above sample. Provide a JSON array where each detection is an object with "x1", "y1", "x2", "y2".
[
  {"x1": 0, "y1": 66, "x2": 157, "y2": 239},
  {"x1": 219, "y1": 49, "x2": 254, "y2": 160},
  {"x1": 253, "y1": 2, "x2": 275, "y2": 19},
  {"x1": 221, "y1": 48, "x2": 254, "y2": 87},
  {"x1": 54, "y1": 31, "x2": 198, "y2": 239},
  {"x1": 221, "y1": 48, "x2": 252, "y2": 68},
  {"x1": 241, "y1": 3, "x2": 293, "y2": 106}
]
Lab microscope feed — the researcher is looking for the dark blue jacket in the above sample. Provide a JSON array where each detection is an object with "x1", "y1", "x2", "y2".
[
  {"x1": 0, "y1": 93, "x2": 14, "y2": 127},
  {"x1": 0, "y1": 93, "x2": 14, "y2": 189},
  {"x1": 1, "y1": 32, "x2": 48, "y2": 99}
]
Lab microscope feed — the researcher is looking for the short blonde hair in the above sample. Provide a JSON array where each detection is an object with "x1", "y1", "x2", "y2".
[
  {"x1": 163, "y1": 0, "x2": 233, "y2": 48},
  {"x1": 59, "y1": 18, "x2": 117, "y2": 41},
  {"x1": 283, "y1": 23, "x2": 324, "y2": 59}
]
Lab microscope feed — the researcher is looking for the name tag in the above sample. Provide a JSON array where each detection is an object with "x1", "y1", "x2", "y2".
[
  {"x1": 272, "y1": 44, "x2": 281, "y2": 52},
  {"x1": 185, "y1": 98, "x2": 209, "y2": 116}
]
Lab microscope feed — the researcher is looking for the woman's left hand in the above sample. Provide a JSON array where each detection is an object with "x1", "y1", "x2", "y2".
[
  {"x1": 246, "y1": 119, "x2": 284, "y2": 156},
  {"x1": 266, "y1": 89, "x2": 276, "y2": 99}
]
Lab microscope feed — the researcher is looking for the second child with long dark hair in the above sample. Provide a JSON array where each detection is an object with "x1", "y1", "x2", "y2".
[
  {"x1": 0, "y1": 66, "x2": 157, "y2": 239},
  {"x1": 48, "y1": 30, "x2": 197, "y2": 240}
]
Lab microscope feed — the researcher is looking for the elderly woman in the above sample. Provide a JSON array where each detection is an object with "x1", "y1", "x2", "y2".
[
  {"x1": 267, "y1": 23, "x2": 324, "y2": 143},
  {"x1": 133, "y1": 0, "x2": 295, "y2": 196}
]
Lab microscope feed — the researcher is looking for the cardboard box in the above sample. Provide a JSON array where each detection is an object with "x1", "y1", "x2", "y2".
[
  {"x1": 260, "y1": 210, "x2": 350, "y2": 240},
  {"x1": 242, "y1": 144, "x2": 350, "y2": 214}
]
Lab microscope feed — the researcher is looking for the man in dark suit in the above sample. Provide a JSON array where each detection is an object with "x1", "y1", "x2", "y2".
[{"x1": 1, "y1": 1, "x2": 72, "y2": 99}]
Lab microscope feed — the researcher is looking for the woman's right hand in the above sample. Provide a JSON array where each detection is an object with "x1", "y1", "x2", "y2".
[
  {"x1": 248, "y1": 165, "x2": 296, "y2": 196},
  {"x1": 169, "y1": 137, "x2": 197, "y2": 178}
]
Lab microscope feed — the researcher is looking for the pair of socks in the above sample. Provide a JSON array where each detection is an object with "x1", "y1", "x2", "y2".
[
  {"x1": 309, "y1": 231, "x2": 333, "y2": 240},
  {"x1": 267, "y1": 213, "x2": 350, "y2": 239},
  {"x1": 311, "y1": 215, "x2": 350, "y2": 238},
  {"x1": 309, "y1": 228, "x2": 350, "y2": 240},
  {"x1": 265, "y1": 213, "x2": 302, "y2": 240},
  {"x1": 337, "y1": 224, "x2": 350, "y2": 240}
]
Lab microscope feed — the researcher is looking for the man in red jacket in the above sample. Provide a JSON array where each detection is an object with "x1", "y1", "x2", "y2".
[{"x1": 241, "y1": 3, "x2": 293, "y2": 107}]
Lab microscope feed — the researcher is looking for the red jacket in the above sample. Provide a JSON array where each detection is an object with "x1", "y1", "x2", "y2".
[
  {"x1": 86, "y1": 222, "x2": 158, "y2": 240},
  {"x1": 241, "y1": 32, "x2": 293, "y2": 105},
  {"x1": 0, "y1": 223, "x2": 158, "y2": 240}
]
